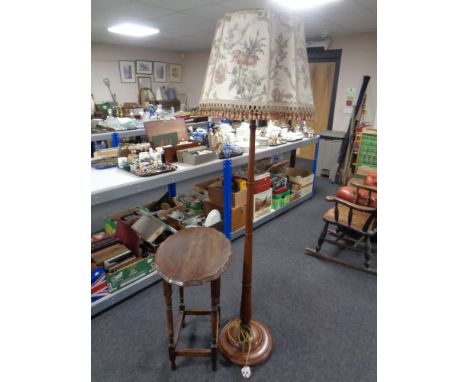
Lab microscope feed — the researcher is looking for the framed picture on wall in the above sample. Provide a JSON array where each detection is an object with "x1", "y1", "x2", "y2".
[
  {"x1": 136, "y1": 60, "x2": 152, "y2": 75},
  {"x1": 137, "y1": 76, "x2": 152, "y2": 90},
  {"x1": 119, "y1": 61, "x2": 136, "y2": 83},
  {"x1": 153, "y1": 62, "x2": 167, "y2": 82},
  {"x1": 169, "y1": 63, "x2": 182, "y2": 83}
]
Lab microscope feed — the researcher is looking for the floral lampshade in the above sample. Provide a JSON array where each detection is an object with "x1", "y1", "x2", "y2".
[{"x1": 199, "y1": 9, "x2": 314, "y2": 121}]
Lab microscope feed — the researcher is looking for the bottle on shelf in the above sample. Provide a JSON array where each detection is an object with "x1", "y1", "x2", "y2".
[
  {"x1": 149, "y1": 104, "x2": 155, "y2": 118},
  {"x1": 156, "y1": 104, "x2": 164, "y2": 119}
]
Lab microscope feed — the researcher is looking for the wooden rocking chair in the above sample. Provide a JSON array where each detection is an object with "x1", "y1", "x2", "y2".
[{"x1": 305, "y1": 183, "x2": 377, "y2": 275}]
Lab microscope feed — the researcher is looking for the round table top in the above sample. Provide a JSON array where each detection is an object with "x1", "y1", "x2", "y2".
[{"x1": 154, "y1": 227, "x2": 233, "y2": 287}]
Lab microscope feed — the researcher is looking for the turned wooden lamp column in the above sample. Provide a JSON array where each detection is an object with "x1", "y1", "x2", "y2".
[
  {"x1": 217, "y1": 118, "x2": 273, "y2": 365},
  {"x1": 198, "y1": 9, "x2": 315, "y2": 367}
]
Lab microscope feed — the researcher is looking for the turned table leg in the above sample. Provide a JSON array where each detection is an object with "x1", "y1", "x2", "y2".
[
  {"x1": 179, "y1": 286, "x2": 186, "y2": 328},
  {"x1": 163, "y1": 281, "x2": 176, "y2": 370},
  {"x1": 210, "y1": 279, "x2": 220, "y2": 371}
]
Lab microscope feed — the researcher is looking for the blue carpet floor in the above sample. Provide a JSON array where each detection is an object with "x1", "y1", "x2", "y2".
[{"x1": 92, "y1": 176, "x2": 377, "y2": 382}]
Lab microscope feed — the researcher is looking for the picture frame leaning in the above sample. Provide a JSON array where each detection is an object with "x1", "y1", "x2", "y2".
[{"x1": 137, "y1": 76, "x2": 152, "y2": 90}]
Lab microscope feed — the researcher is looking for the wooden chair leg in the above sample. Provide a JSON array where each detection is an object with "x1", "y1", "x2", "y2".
[
  {"x1": 210, "y1": 279, "x2": 219, "y2": 371},
  {"x1": 216, "y1": 278, "x2": 221, "y2": 329},
  {"x1": 316, "y1": 222, "x2": 329, "y2": 251},
  {"x1": 163, "y1": 281, "x2": 176, "y2": 370},
  {"x1": 179, "y1": 286, "x2": 186, "y2": 328}
]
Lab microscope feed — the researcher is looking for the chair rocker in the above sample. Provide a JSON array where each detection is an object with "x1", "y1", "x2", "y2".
[{"x1": 305, "y1": 183, "x2": 377, "y2": 275}]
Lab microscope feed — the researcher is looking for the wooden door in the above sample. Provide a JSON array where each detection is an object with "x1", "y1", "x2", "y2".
[{"x1": 298, "y1": 61, "x2": 336, "y2": 160}]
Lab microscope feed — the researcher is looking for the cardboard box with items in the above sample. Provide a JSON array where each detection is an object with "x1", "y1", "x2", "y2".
[
  {"x1": 91, "y1": 193, "x2": 179, "y2": 299},
  {"x1": 176, "y1": 145, "x2": 218, "y2": 165},
  {"x1": 208, "y1": 177, "x2": 247, "y2": 208},
  {"x1": 254, "y1": 188, "x2": 272, "y2": 219},
  {"x1": 203, "y1": 198, "x2": 245, "y2": 233}
]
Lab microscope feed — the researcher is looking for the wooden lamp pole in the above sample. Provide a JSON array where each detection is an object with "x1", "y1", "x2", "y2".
[{"x1": 218, "y1": 118, "x2": 273, "y2": 366}]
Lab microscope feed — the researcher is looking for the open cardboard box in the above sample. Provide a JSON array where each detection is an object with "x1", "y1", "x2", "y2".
[
  {"x1": 192, "y1": 177, "x2": 222, "y2": 195},
  {"x1": 175, "y1": 145, "x2": 218, "y2": 165},
  {"x1": 203, "y1": 198, "x2": 246, "y2": 232},
  {"x1": 208, "y1": 180, "x2": 247, "y2": 208},
  {"x1": 284, "y1": 168, "x2": 314, "y2": 186},
  {"x1": 164, "y1": 142, "x2": 201, "y2": 162}
]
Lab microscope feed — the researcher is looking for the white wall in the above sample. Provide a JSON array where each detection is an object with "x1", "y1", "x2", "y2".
[
  {"x1": 183, "y1": 50, "x2": 210, "y2": 109},
  {"x1": 91, "y1": 43, "x2": 184, "y2": 105},
  {"x1": 329, "y1": 32, "x2": 377, "y2": 131},
  {"x1": 91, "y1": 43, "x2": 211, "y2": 109}
]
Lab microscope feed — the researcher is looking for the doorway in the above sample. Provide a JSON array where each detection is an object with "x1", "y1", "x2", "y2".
[{"x1": 298, "y1": 48, "x2": 342, "y2": 160}]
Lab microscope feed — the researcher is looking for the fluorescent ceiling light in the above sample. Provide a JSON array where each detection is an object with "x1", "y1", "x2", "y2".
[
  {"x1": 272, "y1": 0, "x2": 341, "y2": 10},
  {"x1": 108, "y1": 23, "x2": 159, "y2": 37}
]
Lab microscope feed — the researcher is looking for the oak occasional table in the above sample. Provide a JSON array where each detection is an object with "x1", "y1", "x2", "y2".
[{"x1": 154, "y1": 227, "x2": 233, "y2": 371}]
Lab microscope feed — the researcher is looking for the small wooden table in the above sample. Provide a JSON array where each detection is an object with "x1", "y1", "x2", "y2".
[{"x1": 155, "y1": 227, "x2": 233, "y2": 371}]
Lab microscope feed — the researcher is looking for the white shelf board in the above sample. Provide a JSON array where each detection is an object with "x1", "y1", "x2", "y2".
[
  {"x1": 91, "y1": 136, "x2": 319, "y2": 206},
  {"x1": 91, "y1": 122, "x2": 208, "y2": 142},
  {"x1": 91, "y1": 271, "x2": 161, "y2": 316},
  {"x1": 231, "y1": 192, "x2": 314, "y2": 240}
]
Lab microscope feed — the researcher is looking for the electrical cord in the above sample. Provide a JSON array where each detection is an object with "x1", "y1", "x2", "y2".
[{"x1": 226, "y1": 320, "x2": 252, "y2": 378}]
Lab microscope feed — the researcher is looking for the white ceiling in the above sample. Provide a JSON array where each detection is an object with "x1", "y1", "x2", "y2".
[{"x1": 92, "y1": 0, "x2": 376, "y2": 51}]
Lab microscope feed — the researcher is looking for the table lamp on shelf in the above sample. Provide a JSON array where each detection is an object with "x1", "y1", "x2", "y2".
[{"x1": 198, "y1": 9, "x2": 315, "y2": 367}]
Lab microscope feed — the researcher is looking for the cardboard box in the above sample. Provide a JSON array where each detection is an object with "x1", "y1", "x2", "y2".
[
  {"x1": 253, "y1": 173, "x2": 271, "y2": 194},
  {"x1": 91, "y1": 266, "x2": 108, "y2": 303},
  {"x1": 181, "y1": 149, "x2": 218, "y2": 165},
  {"x1": 203, "y1": 199, "x2": 246, "y2": 232},
  {"x1": 140, "y1": 230, "x2": 175, "y2": 254},
  {"x1": 176, "y1": 145, "x2": 206, "y2": 162},
  {"x1": 164, "y1": 142, "x2": 201, "y2": 163},
  {"x1": 155, "y1": 205, "x2": 183, "y2": 230},
  {"x1": 106, "y1": 256, "x2": 156, "y2": 294},
  {"x1": 192, "y1": 177, "x2": 221, "y2": 195},
  {"x1": 208, "y1": 181, "x2": 247, "y2": 208},
  {"x1": 131, "y1": 215, "x2": 167, "y2": 243},
  {"x1": 254, "y1": 188, "x2": 272, "y2": 219},
  {"x1": 176, "y1": 145, "x2": 217, "y2": 165},
  {"x1": 300, "y1": 182, "x2": 313, "y2": 197},
  {"x1": 236, "y1": 172, "x2": 271, "y2": 194},
  {"x1": 109, "y1": 203, "x2": 153, "y2": 226},
  {"x1": 284, "y1": 168, "x2": 314, "y2": 186},
  {"x1": 291, "y1": 181, "x2": 313, "y2": 198},
  {"x1": 91, "y1": 243, "x2": 133, "y2": 268}
]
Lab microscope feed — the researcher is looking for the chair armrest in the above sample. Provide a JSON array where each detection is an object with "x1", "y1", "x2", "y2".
[
  {"x1": 326, "y1": 196, "x2": 376, "y2": 213},
  {"x1": 350, "y1": 182, "x2": 377, "y2": 193}
]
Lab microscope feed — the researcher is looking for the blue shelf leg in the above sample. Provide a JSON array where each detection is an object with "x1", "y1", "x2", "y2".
[
  {"x1": 111, "y1": 132, "x2": 120, "y2": 148},
  {"x1": 312, "y1": 136, "x2": 320, "y2": 197},
  {"x1": 168, "y1": 183, "x2": 176, "y2": 197},
  {"x1": 223, "y1": 160, "x2": 232, "y2": 240}
]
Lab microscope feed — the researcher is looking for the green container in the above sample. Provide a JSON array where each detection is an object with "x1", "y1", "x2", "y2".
[
  {"x1": 356, "y1": 133, "x2": 377, "y2": 167},
  {"x1": 272, "y1": 190, "x2": 291, "y2": 210},
  {"x1": 107, "y1": 256, "x2": 156, "y2": 293}
]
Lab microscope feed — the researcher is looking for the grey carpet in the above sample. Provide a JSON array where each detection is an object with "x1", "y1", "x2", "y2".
[{"x1": 92, "y1": 176, "x2": 377, "y2": 382}]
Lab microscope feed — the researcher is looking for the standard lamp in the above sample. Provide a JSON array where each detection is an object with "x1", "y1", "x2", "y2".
[{"x1": 199, "y1": 9, "x2": 314, "y2": 367}]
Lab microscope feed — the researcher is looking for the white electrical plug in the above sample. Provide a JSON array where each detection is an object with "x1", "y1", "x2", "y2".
[{"x1": 241, "y1": 366, "x2": 251, "y2": 379}]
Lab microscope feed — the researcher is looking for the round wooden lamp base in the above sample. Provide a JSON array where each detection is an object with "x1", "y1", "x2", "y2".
[{"x1": 218, "y1": 319, "x2": 273, "y2": 366}]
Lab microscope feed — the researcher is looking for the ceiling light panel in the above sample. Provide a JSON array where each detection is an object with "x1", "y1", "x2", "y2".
[{"x1": 108, "y1": 23, "x2": 160, "y2": 37}]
